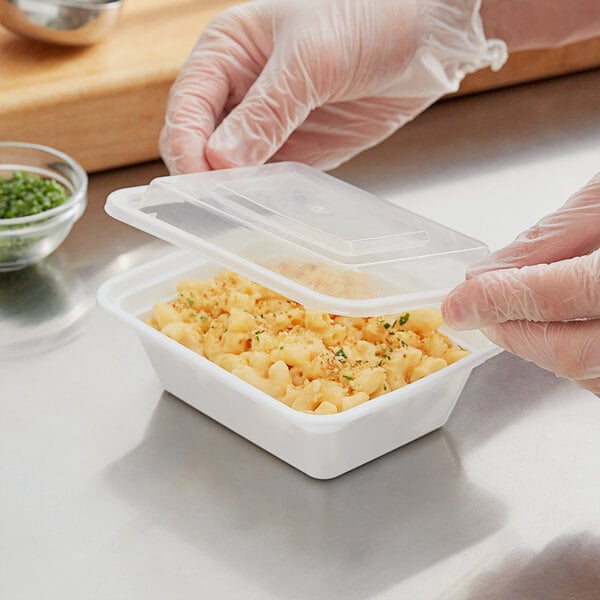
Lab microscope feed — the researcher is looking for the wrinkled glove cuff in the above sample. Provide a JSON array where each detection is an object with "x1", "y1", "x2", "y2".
[
  {"x1": 384, "y1": 0, "x2": 508, "y2": 97},
  {"x1": 423, "y1": 0, "x2": 507, "y2": 78}
]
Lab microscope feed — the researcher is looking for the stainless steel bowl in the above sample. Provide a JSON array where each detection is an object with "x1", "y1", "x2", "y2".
[{"x1": 0, "y1": 0, "x2": 123, "y2": 45}]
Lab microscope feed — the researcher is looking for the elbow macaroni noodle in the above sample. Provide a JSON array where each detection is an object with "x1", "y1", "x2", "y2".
[{"x1": 147, "y1": 270, "x2": 469, "y2": 414}]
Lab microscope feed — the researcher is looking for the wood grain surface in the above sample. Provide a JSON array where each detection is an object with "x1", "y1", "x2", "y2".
[{"x1": 1, "y1": 0, "x2": 599, "y2": 173}]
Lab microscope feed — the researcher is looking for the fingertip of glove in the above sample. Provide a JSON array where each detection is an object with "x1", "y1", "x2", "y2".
[
  {"x1": 465, "y1": 264, "x2": 490, "y2": 279},
  {"x1": 205, "y1": 143, "x2": 241, "y2": 170},
  {"x1": 466, "y1": 255, "x2": 508, "y2": 278},
  {"x1": 441, "y1": 290, "x2": 469, "y2": 330},
  {"x1": 443, "y1": 279, "x2": 495, "y2": 330},
  {"x1": 206, "y1": 131, "x2": 269, "y2": 170},
  {"x1": 159, "y1": 127, "x2": 215, "y2": 174}
]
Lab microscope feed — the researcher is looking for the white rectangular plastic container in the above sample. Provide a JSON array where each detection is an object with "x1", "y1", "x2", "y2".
[{"x1": 98, "y1": 249, "x2": 500, "y2": 479}]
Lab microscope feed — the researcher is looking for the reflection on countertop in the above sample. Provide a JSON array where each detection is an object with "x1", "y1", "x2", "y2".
[
  {"x1": 447, "y1": 532, "x2": 600, "y2": 600},
  {"x1": 0, "y1": 254, "x2": 92, "y2": 358},
  {"x1": 105, "y1": 391, "x2": 506, "y2": 600}
]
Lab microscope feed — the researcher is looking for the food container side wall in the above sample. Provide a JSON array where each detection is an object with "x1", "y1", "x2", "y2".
[
  {"x1": 298, "y1": 370, "x2": 471, "y2": 479},
  {"x1": 138, "y1": 330, "x2": 336, "y2": 478},
  {"x1": 137, "y1": 325, "x2": 472, "y2": 479}
]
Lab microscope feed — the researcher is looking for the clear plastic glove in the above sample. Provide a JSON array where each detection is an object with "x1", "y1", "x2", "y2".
[
  {"x1": 442, "y1": 173, "x2": 600, "y2": 395},
  {"x1": 160, "y1": 0, "x2": 506, "y2": 174}
]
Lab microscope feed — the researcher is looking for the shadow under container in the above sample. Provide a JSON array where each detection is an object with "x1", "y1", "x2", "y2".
[
  {"x1": 0, "y1": 142, "x2": 87, "y2": 272},
  {"x1": 98, "y1": 162, "x2": 501, "y2": 479}
]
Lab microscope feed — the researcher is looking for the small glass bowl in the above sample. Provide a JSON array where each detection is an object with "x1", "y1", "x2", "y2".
[{"x1": 0, "y1": 142, "x2": 88, "y2": 272}]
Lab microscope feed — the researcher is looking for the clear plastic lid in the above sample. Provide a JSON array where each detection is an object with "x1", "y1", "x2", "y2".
[{"x1": 105, "y1": 162, "x2": 489, "y2": 316}]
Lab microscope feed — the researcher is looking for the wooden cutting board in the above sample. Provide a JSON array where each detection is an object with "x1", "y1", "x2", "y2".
[{"x1": 1, "y1": 0, "x2": 599, "y2": 173}]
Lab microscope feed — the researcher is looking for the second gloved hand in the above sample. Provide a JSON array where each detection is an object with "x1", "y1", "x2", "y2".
[
  {"x1": 160, "y1": 0, "x2": 506, "y2": 174},
  {"x1": 442, "y1": 172, "x2": 600, "y2": 395}
]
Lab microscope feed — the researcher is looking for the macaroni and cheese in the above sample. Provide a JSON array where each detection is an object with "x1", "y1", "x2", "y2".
[{"x1": 147, "y1": 270, "x2": 469, "y2": 414}]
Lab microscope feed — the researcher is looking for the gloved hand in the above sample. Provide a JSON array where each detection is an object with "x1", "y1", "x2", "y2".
[
  {"x1": 160, "y1": 0, "x2": 506, "y2": 174},
  {"x1": 442, "y1": 172, "x2": 600, "y2": 395}
]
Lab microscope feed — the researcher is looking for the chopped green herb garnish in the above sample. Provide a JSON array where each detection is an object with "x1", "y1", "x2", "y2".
[
  {"x1": 279, "y1": 345, "x2": 284, "y2": 350},
  {"x1": 398, "y1": 313, "x2": 410, "y2": 325},
  {"x1": 0, "y1": 171, "x2": 69, "y2": 219},
  {"x1": 335, "y1": 348, "x2": 347, "y2": 359},
  {"x1": 383, "y1": 322, "x2": 391, "y2": 329},
  {"x1": 199, "y1": 315, "x2": 208, "y2": 322},
  {"x1": 343, "y1": 375, "x2": 354, "y2": 381},
  {"x1": 255, "y1": 330, "x2": 263, "y2": 341},
  {"x1": 400, "y1": 340, "x2": 407, "y2": 347},
  {"x1": 458, "y1": 345, "x2": 466, "y2": 351},
  {"x1": 383, "y1": 384, "x2": 388, "y2": 391},
  {"x1": 186, "y1": 298, "x2": 194, "y2": 307}
]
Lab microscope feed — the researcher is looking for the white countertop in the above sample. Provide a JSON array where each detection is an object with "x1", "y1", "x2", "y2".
[{"x1": 1, "y1": 69, "x2": 599, "y2": 599}]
